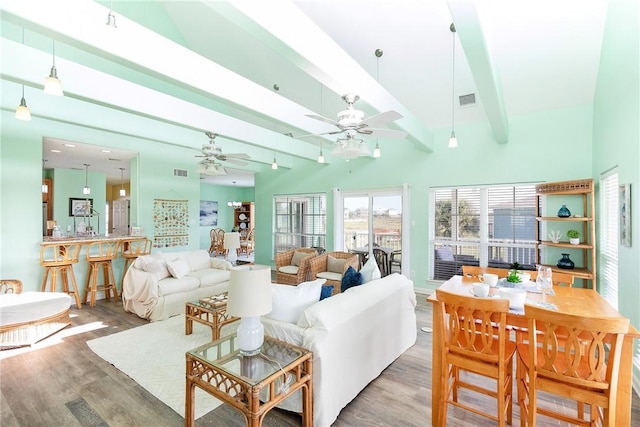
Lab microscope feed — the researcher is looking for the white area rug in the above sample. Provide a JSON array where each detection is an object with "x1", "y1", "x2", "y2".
[{"x1": 87, "y1": 315, "x2": 221, "y2": 419}]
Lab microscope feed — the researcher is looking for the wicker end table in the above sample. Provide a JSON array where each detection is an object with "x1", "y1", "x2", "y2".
[
  {"x1": 185, "y1": 293, "x2": 237, "y2": 341},
  {"x1": 185, "y1": 333, "x2": 313, "y2": 427}
]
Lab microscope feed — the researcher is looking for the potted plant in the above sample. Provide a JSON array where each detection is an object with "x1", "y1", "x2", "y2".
[
  {"x1": 506, "y1": 262, "x2": 522, "y2": 286},
  {"x1": 567, "y1": 229, "x2": 580, "y2": 245}
]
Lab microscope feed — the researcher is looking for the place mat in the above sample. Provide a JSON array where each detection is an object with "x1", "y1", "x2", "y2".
[{"x1": 496, "y1": 279, "x2": 555, "y2": 296}]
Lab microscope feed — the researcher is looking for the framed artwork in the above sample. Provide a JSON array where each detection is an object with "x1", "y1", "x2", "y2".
[
  {"x1": 69, "y1": 198, "x2": 93, "y2": 216},
  {"x1": 620, "y1": 184, "x2": 631, "y2": 247},
  {"x1": 130, "y1": 226, "x2": 143, "y2": 236},
  {"x1": 200, "y1": 200, "x2": 218, "y2": 226}
]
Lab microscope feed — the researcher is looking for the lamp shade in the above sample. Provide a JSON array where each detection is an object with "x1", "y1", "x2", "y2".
[
  {"x1": 223, "y1": 232, "x2": 241, "y2": 250},
  {"x1": 226, "y1": 265, "x2": 272, "y2": 317}
]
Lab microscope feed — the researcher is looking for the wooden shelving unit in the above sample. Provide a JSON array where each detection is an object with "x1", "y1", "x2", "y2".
[
  {"x1": 234, "y1": 202, "x2": 254, "y2": 231},
  {"x1": 535, "y1": 179, "x2": 596, "y2": 289}
]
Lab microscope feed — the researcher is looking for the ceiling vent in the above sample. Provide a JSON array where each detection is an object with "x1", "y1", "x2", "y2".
[
  {"x1": 173, "y1": 168, "x2": 188, "y2": 178},
  {"x1": 459, "y1": 93, "x2": 476, "y2": 107}
]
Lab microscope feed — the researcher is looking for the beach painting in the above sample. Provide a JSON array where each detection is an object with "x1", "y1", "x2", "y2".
[{"x1": 200, "y1": 200, "x2": 218, "y2": 226}]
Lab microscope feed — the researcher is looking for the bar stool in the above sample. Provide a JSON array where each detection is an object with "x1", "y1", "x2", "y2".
[
  {"x1": 83, "y1": 240, "x2": 120, "y2": 307},
  {"x1": 120, "y1": 238, "x2": 152, "y2": 291},
  {"x1": 40, "y1": 242, "x2": 83, "y2": 309}
]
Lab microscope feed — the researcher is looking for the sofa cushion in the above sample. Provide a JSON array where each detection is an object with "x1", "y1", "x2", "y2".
[
  {"x1": 137, "y1": 255, "x2": 170, "y2": 280},
  {"x1": 157, "y1": 276, "x2": 199, "y2": 296},
  {"x1": 291, "y1": 250, "x2": 310, "y2": 267},
  {"x1": 279, "y1": 265, "x2": 299, "y2": 275},
  {"x1": 167, "y1": 258, "x2": 190, "y2": 279},
  {"x1": 341, "y1": 266, "x2": 362, "y2": 293},
  {"x1": 188, "y1": 250, "x2": 211, "y2": 271},
  {"x1": 360, "y1": 257, "x2": 381, "y2": 283},
  {"x1": 187, "y1": 268, "x2": 231, "y2": 287},
  {"x1": 267, "y1": 279, "x2": 325, "y2": 323},
  {"x1": 317, "y1": 271, "x2": 342, "y2": 282},
  {"x1": 320, "y1": 285, "x2": 334, "y2": 300},
  {"x1": 435, "y1": 246, "x2": 455, "y2": 261},
  {"x1": 327, "y1": 255, "x2": 346, "y2": 273}
]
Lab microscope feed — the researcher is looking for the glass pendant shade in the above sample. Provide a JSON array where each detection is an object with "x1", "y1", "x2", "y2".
[
  {"x1": 271, "y1": 155, "x2": 278, "y2": 170},
  {"x1": 42, "y1": 182, "x2": 49, "y2": 193},
  {"x1": 119, "y1": 168, "x2": 126, "y2": 197},
  {"x1": 44, "y1": 67, "x2": 63, "y2": 96},
  {"x1": 317, "y1": 148, "x2": 325, "y2": 164},
  {"x1": 373, "y1": 142, "x2": 381, "y2": 158},
  {"x1": 119, "y1": 188, "x2": 126, "y2": 197},
  {"x1": 15, "y1": 97, "x2": 31, "y2": 121},
  {"x1": 82, "y1": 164, "x2": 91, "y2": 195},
  {"x1": 448, "y1": 131, "x2": 458, "y2": 148}
]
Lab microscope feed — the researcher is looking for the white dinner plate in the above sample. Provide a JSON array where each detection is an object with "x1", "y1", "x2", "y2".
[
  {"x1": 238, "y1": 213, "x2": 247, "y2": 220},
  {"x1": 239, "y1": 222, "x2": 247, "y2": 229}
]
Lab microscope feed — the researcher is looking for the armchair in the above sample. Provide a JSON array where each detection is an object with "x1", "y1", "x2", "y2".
[
  {"x1": 275, "y1": 248, "x2": 318, "y2": 285},
  {"x1": 309, "y1": 251, "x2": 359, "y2": 294}
]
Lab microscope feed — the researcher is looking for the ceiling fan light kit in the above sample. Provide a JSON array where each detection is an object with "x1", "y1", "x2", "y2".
[{"x1": 196, "y1": 131, "x2": 250, "y2": 177}]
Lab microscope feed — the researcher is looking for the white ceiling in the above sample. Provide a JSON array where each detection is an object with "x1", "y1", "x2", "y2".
[{"x1": 1, "y1": 0, "x2": 608, "y2": 187}]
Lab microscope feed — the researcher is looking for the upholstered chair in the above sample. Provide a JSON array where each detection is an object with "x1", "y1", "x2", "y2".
[
  {"x1": 309, "y1": 252, "x2": 359, "y2": 295},
  {"x1": 275, "y1": 248, "x2": 318, "y2": 285}
]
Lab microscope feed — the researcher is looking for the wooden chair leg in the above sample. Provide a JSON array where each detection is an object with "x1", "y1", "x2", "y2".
[
  {"x1": 65, "y1": 266, "x2": 82, "y2": 309},
  {"x1": 41, "y1": 268, "x2": 50, "y2": 292}
]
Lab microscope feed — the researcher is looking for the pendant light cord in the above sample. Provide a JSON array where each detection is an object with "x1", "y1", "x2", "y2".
[
  {"x1": 52, "y1": 39, "x2": 56, "y2": 67},
  {"x1": 450, "y1": 24, "x2": 456, "y2": 133}
]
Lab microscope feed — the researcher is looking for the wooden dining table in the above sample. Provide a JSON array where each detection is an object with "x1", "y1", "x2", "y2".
[{"x1": 427, "y1": 275, "x2": 640, "y2": 426}]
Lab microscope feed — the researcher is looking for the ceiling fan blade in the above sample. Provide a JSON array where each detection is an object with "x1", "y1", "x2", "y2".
[
  {"x1": 305, "y1": 114, "x2": 340, "y2": 126},
  {"x1": 222, "y1": 158, "x2": 248, "y2": 166},
  {"x1": 357, "y1": 128, "x2": 408, "y2": 139},
  {"x1": 294, "y1": 130, "x2": 345, "y2": 140},
  {"x1": 221, "y1": 153, "x2": 251, "y2": 160},
  {"x1": 361, "y1": 110, "x2": 403, "y2": 127}
]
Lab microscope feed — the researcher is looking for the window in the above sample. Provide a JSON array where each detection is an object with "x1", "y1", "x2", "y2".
[
  {"x1": 600, "y1": 170, "x2": 618, "y2": 310},
  {"x1": 273, "y1": 193, "x2": 326, "y2": 255},
  {"x1": 430, "y1": 184, "x2": 537, "y2": 280}
]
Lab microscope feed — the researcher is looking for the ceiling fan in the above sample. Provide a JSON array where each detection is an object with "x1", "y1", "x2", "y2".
[
  {"x1": 295, "y1": 93, "x2": 408, "y2": 140},
  {"x1": 198, "y1": 158, "x2": 227, "y2": 176},
  {"x1": 195, "y1": 132, "x2": 251, "y2": 167}
]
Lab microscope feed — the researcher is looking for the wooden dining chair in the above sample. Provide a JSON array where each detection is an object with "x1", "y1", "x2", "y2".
[
  {"x1": 516, "y1": 305, "x2": 630, "y2": 427},
  {"x1": 435, "y1": 289, "x2": 515, "y2": 426},
  {"x1": 461, "y1": 266, "x2": 509, "y2": 281}
]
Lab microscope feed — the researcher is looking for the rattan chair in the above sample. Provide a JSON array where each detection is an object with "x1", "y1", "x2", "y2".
[
  {"x1": 120, "y1": 238, "x2": 152, "y2": 291},
  {"x1": 275, "y1": 248, "x2": 318, "y2": 285},
  {"x1": 436, "y1": 289, "x2": 515, "y2": 426},
  {"x1": 516, "y1": 305, "x2": 630, "y2": 426},
  {"x1": 0, "y1": 279, "x2": 23, "y2": 294},
  {"x1": 309, "y1": 251, "x2": 359, "y2": 294},
  {"x1": 239, "y1": 228, "x2": 255, "y2": 257},
  {"x1": 40, "y1": 242, "x2": 83, "y2": 309},
  {"x1": 208, "y1": 228, "x2": 225, "y2": 257},
  {"x1": 83, "y1": 240, "x2": 120, "y2": 307}
]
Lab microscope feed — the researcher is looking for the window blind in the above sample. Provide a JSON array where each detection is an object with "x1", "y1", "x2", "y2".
[{"x1": 600, "y1": 171, "x2": 618, "y2": 310}]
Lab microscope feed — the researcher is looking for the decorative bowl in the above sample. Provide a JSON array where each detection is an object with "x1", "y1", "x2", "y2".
[{"x1": 498, "y1": 288, "x2": 527, "y2": 309}]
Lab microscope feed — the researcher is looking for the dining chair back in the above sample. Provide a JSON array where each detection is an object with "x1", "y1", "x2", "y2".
[
  {"x1": 239, "y1": 228, "x2": 255, "y2": 257},
  {"x1": 372, "y1": 247, "x2": 389, "y2": 277},
  {"x1": 120, "y1": 238, "x2": 152, "y2": 291},
  {"x1": 435, "y1": 289, "x2": 515, "y2": 426},
  {"x1": 462, "y1": 265, "x2": 574, "y2": 287},
  {"x1": 208, "y1": 228, "x2": 225, "y2": 257},
  {"x1": 516, "y1": 304, "x2": 630, "y2": 426}
]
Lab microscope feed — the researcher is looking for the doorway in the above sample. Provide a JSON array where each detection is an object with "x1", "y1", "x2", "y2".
[{"x1": 112, "y1": 199, "x2": 130, "y2": 236}]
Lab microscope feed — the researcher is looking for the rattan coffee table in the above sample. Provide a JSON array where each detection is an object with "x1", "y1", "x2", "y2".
[
  {"x1": 185, "y1": 333, "x2": 313, "y2": 427},
  {"x1": 185, "y1": 293, "x2": 237, "y2": 341}
]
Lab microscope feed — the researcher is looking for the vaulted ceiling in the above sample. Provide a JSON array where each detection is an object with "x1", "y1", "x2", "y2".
[{"x1": 1, "y1": 1, "x2": 608, "y2": 186}]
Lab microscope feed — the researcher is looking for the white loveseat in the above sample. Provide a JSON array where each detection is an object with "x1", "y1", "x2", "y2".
[
  {"x1": 231, "y1": 273, "x2": 417, "y2": 427},
  {"x1": 122, "y1": 250, "x2": 232, "y2": 321}
]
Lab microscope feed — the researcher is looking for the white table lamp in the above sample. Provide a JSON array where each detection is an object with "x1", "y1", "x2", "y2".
[
  {"x1": 224, "y1": 231, "x2": 241, "y2": 264},
  {"x1": 226, "y1": 265, "x2": 272, "y2": 355}
]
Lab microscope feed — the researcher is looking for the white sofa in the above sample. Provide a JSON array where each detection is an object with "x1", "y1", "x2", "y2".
[
  {"x1": 227, "y1": 272, "x2": 417, "y2": 427},
  {"x1": 122, "y1": 249, "x2": 232, "y2": 321}
]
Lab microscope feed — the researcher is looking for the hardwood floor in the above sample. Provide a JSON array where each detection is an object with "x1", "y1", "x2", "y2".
[{"x1": 1, "y1": 297, "x2": 639, "y2": 426}]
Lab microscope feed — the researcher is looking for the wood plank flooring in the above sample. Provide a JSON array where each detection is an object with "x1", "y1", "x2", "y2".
[{"x1": 1, "y1": 297, "x2": 639, "y2": 426}]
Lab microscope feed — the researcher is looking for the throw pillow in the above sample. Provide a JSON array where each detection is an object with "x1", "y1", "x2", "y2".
[
  {"x1": 320, "y1": 285, "x2": 334, "y2": 300},
  {"x1": 341, "y1": 266, "x2": 362, "y2": 293},
  {"x1": 291, "y1": 250, "x2": 310, "y2": 267},
  {"x1": 327, "y1": 255, "x2": 347, "y2": 273},
  {"x1": 360, "y1": 256, "x2": 382, "y2": 283},
  {"x1": 435, "y1": 246, "x2": 455, "y2": 262},
  {"x1": 188, "y1": 250, "x2": 211, "y2": 271},
  {"x1": 167, "y1": 258, "x2": 190, "y2": 279},
  {"x1": 267, "y1": 279, "x2": 325, "y2": 323}
]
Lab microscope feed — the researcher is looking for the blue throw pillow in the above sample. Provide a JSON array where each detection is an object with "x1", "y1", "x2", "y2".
[
  {"x1": 341, "y1": 266, "x2": 363, "y2": 293},
  {"x1": 320, "y1": 285, "x2": 334, "y2": 300}
]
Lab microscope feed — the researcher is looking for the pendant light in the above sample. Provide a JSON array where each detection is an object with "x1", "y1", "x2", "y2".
[
  {"x1": 271, "y1": 153, "x2": 278, "y2": 170},
  {"x1": 448, "y1": 23, "x2": 458, "y2": 148},
  {"x1": 119, "y1": 168, "x2": 126, "y2": 197},
  {"x1": 16, "y1": 28, "x2": 31, "y2": 121},
  {"x1": 373, "y1": 49, "x2": 383, "y2": 157},
  {"x1": 317, "y1": 142, "x2": 325, "y2": 164},
  {"x1": 44, "y1": 40, "x2": 63, "y2": 96},
  {"x1": 82, "y1": 164, "x2": 91, "y2": 195},
  {"x1": 41, "y1": 159, "x2": 48, "y2": 194},
  {"x1": 106, "y1": 0, "x2": 117, "y2": 28}
]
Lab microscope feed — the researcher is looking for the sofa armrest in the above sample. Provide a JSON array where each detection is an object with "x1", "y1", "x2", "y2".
[
  {"x1": 122, "y1": 266, "x2": 161, "y2": 319},
  {"x1": 309, "y1": 253, "x2": 328, "y2": 280},
  {"x1": 210, "y1": 258, "x2": 233, "y2": 270}
]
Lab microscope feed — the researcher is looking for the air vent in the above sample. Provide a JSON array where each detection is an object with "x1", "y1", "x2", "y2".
[
  {"x1": 173, "y1": 168, "x2": 188, "y2": 178},
  {"x1": 459, "y1": 93, "x2": 476, "y2": 106}
]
